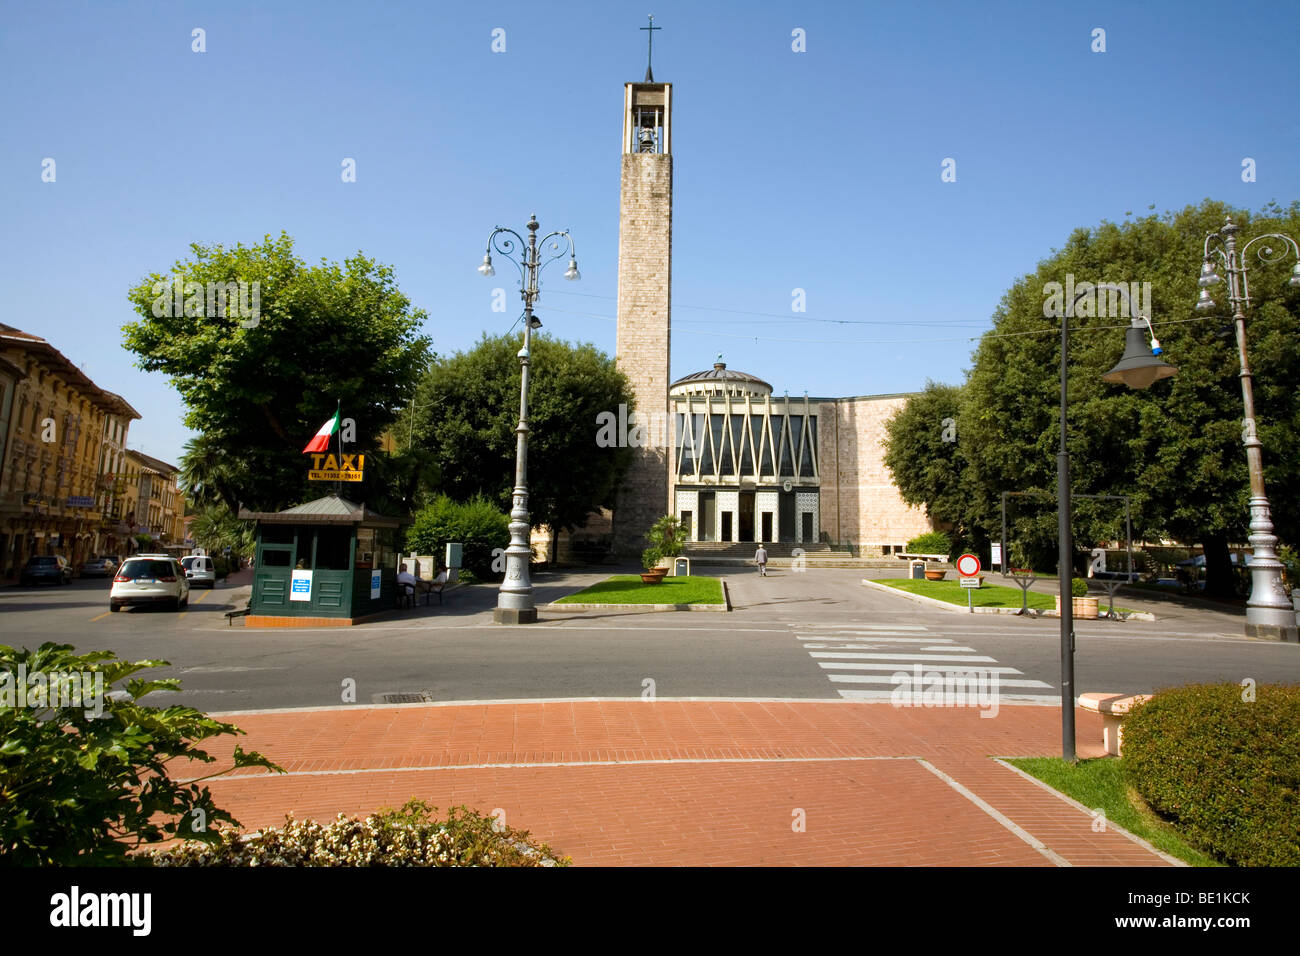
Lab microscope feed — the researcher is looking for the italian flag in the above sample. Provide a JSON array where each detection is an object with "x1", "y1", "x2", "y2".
[{"x1": 303, "y1": 408, "x2": 340, "y2": 453}]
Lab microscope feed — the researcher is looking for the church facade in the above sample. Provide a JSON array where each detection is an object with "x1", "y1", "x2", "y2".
[
  {"x1": 665, "y1": 362, "x2": 929, "y2": 552},
  {"x1": 555, "y1": 45, "x2": 932, "y2": 560}
]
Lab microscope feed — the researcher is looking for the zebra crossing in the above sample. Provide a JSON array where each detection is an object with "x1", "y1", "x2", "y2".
[{"x1": 794, "y1": 623, "x2": 1058, "y2": 705}]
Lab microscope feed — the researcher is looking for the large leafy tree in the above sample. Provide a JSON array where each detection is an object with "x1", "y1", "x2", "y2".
[
  {"x1": 123, "y1": 233, "x2": 432, "y2": 511},
  {"x1": 885, "y1": 199, "x2": 1300, "y2": 595},
  {"x1": 405, "y1": 332, "x2": 635, "y2": 538}
]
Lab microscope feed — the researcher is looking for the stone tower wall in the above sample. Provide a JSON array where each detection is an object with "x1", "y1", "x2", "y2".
[{"x1": 612, "y1": 151, "x2": 673, "y2": 553}]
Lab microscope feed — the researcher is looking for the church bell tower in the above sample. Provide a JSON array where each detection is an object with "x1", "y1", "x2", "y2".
[{"x1": 612, "y1": 17, "x2": 673, "y2": 552}]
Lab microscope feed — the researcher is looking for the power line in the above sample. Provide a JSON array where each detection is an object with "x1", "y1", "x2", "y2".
[{"x1": 539, "y1": 304, "x2": 1219, "y2": 347}]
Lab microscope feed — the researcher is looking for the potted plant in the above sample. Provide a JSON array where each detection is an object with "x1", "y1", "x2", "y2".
[
  {"x1": 924, "y1": 566, "x2": 947, "y2": 581},
  {"x1": 640, "y1": 547, "x2": 666, "y2": 584},
  {"x1": 640, "y1": 515, "x2": 684, "y2": 581},
  {"x1": 647, "y1": 515, "x2": 683, "y2": 566},
  {"x1": 1055, "y1": 577, "x2": 1099, "y2": 619}
]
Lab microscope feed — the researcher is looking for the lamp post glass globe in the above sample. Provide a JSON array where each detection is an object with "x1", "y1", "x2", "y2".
[{"x1": 478, "y1": 254, "x2": 495, "y2": 277}]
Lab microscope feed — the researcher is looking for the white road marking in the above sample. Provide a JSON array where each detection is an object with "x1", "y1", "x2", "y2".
[
  {"x1": 809, "y1": 651, "x2": 999, "y2": 663},
  {"x1": 837, "y1": 690, "x2": 1061, "y2": 704},
  {"x1": 795, "y1": 624, "x2": 1057, "y2": 703},
  {"x1": 827, "y1": 674, "x2": 1053, "y2": 688},
  {"x1": 818, "y1": 662, "x2": 1029, "y2": 674}
]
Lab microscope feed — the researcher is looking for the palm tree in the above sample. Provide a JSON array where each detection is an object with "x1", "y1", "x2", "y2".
[{"x1": 178, "y1": 433, "x2": 242, "y2": 512}]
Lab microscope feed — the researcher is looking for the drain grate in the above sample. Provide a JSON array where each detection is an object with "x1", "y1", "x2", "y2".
[{"x1": 375, "y1": 692, "x2": 434, "y2": 704}]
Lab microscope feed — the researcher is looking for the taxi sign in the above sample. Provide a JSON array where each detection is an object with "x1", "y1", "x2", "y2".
[{"x1": 308, "y1": 452, "x2": 365, "y2": 482}]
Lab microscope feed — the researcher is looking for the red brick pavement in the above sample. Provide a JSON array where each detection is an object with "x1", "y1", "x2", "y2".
[{"x1": 177, "y1": 700, "x2": 1176, "y2": 867}]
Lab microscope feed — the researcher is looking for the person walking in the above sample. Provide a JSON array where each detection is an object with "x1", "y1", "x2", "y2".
[{"x1": 754, "y1": 544, "x2": 768, "y2": 577}]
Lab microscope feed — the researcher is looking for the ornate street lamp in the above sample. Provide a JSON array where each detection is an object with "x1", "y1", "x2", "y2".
[
  {"x1": 1194, "y1": 216, "x2": 1300, "y2": 641},
  {"x1": 478, "y1": 215, "x2": 579, "y2": 624},
  {"x1": 1058, "y1": 283, "x2": 1176, "y2": 761}
]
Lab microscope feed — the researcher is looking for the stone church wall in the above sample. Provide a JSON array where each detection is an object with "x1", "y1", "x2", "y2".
[{"x1": 816, "y1": 395, "x2": 932, "y2": 554}]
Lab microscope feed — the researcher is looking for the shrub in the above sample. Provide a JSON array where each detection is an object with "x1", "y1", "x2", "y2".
[
  {"x1": 906, "y1": 531, "x2": 951, "y2": 556},
  {"x1": 1071, "y1": 577, "x2": 1089, "y2": 598},
  {"x1": 0, "y1": 642, "x2": 281, "y2": 865},
  {"x1": 151, "y1": 798, "x2": 570, "y2": 867},
  {"x1": 405, "y1": 495, "x2": 510, "y2": 579},
  {"x1": 1122, "y1": 683, "x2": 1300, "y2": 866},
  {"x1": 641, "y1": 547, "x2": 661, "y2": 571}
]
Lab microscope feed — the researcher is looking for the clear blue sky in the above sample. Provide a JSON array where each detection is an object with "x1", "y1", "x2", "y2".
[{"x1": 3, "y1": 0, "x2": 1297, "y2": 465}]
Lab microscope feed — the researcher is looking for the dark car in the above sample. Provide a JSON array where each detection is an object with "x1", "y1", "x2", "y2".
[
  {"x1": 20, "y1": 555, "x2": 73, "y2": 586},
  {"x1": 79, "y1": 556, "x2": 118, "y2": 578}
]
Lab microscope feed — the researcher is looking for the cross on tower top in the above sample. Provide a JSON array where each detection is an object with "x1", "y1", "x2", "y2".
[{"x1": 640, "y1": 15, "x2": 661, "y2": 82}]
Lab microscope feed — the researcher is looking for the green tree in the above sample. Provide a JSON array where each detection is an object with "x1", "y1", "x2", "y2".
[
  {"x1": 886, "y1": 200, "x2": 1300, "y2": 595},
  {"x1": 404, "y1": 333, "x2": 635, "y2": 539},
  {"x1": 123, "y1": 233, "x2": 432, "y2": 511}
]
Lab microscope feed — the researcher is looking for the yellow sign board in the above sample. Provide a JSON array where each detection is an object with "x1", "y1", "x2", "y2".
[{"x1": 308, "y1": 453, "x2": 365, "y2": 482}]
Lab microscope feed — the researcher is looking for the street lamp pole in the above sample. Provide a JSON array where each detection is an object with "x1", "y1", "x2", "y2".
[
  {"x1": 478, "y1": 215, "x2": 580, "y2": 625},
  {"x1": 1196, "y1": 216, "x2": 1300, "y2": 642},
  {"x1": 1057, "y1": 283, "x2": 1177, "y2": 761}
]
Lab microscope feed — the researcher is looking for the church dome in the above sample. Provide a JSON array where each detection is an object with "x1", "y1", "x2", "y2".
[{"x1": 669, "y1": 360, "x2": 773, "y2": 398}]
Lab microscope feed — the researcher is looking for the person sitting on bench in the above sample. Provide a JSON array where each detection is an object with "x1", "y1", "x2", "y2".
[{"x1": 396, "y1": 563, "x2": 420, "y2": 607}]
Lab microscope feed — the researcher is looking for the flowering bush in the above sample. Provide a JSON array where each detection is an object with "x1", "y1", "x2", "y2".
[{"x1": 150, "y1": 798, "x2": 570, "y2": 867}]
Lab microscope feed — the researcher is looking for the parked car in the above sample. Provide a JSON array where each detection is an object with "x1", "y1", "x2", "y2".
[
  {"x1": 109, "y1": 555, "x2": 189, "y2": 612},
  {"x1": 79, "y1": 556, "x2": 118, "y2": 578},
  {"x1": 20, "y1": 555, "x2": 73, "y2": 586},
  {"x1": 181, "y1": 554, "x2": 216, "y2": 588}
]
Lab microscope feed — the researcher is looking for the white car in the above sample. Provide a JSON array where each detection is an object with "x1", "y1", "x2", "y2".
[
  {"x1": 110, "y1": 555, "x2": 190, "y2": 612},
  {"x1": 181, "y1": 554, "x2": 217, "y2": 588}
]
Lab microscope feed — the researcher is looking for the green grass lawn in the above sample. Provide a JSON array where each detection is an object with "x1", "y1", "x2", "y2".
[
  {"x1": 873, "y1": 578, "x2": 1133, "y2": 613},
  {"x1": 1006, "y1": 757, "x2": 1222, "y2": 867},
  {"x1": 556, "y1": 575, "x2": 725, "y2": 605}
]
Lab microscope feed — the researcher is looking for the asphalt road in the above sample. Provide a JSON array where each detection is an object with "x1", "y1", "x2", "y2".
[{"x1": 2, "y1": 567, "x2": 1298, "y2": 712}]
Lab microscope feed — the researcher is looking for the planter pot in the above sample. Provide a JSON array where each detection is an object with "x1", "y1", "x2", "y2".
[
  {"x1": 924, "y1": 569, "x2": 947, "y2": 581},
  {"x1": 640, "y1": 569, "x2": 667, "y2": 584},
  {"x1": 1055, "y1": 595, "x2": 1099, "y2": 619}
]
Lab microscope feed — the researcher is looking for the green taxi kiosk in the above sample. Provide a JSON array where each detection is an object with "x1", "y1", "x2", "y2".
[{"x1": 239, "y1": 494, "x2": 402, "y2": 626}]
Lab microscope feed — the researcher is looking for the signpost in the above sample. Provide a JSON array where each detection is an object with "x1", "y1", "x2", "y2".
[{"x1": 957, "y1": 553, "x2": 981, "y2": 612}]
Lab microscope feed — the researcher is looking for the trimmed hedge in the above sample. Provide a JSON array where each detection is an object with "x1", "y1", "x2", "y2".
[
  {"x1": 1123, "y1": 683, "x2": 1300, "y2": 866},
  {"x1": 906, "y1": 531, "x2": 951, "y2": 555}
]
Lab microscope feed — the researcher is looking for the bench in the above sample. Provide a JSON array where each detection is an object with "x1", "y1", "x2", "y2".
[
  {"x1": 1077, "y1": 692, "x2": 1152, "y2": 756},
  {"x1": 398, "y1": 571, "x2": 456, "y2": 609}
]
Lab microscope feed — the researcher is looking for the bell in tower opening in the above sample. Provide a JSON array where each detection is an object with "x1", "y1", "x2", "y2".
[{"x1": 637, "y1": 110, "x2": 659, "y2": 153}]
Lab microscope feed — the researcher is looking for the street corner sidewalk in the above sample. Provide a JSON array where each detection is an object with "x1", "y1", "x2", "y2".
[{"x1": 187, "y1": 699, "x2": 1177, "y2": 867}]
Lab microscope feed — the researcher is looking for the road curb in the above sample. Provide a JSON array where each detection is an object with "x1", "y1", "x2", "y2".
[
  {"x1": 860, "y1": 579, "x2": 1156, "y2": 622},
  {"x1": 541, "y1": 602, "x2": 728, "y2": 612}
]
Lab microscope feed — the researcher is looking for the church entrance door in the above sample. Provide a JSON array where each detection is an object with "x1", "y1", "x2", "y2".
[{"x1": 738, "y1": 492, "x2": 755, "y2": 542}]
